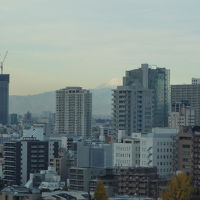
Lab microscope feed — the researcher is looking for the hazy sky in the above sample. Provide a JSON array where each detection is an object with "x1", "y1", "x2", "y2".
[{"x1": 1, "y1": 0, "x2": 200, "y2": 95}]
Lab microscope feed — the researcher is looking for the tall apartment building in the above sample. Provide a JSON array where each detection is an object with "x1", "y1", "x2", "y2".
[
  {"x1": 3, "y1": 138, "x2": 59, "y2": 185},
  {"x1": 3, "y1": 141, "x2": 21, "y2": 185},
  {"x1": 56, "y1": 87, "x2": 92, "y2": 137},
  {"x1": 0, "y1": 74, "x2": 9, "y2": 125},
  {"x1": 171, "y1": 83, "x2": 200, "y2": 126},
  {"x1": 112, "y1": 85, "x2": 153, "y2": 136},
  {"x1": 123, "y1": 63, "x2": 170, "y2": 127}
]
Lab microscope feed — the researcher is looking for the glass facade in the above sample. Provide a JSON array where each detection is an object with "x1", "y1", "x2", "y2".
[
  {"x1": 123, "y1": 64, "x2": 170, "y2": 127},
  {"x1": 0, "y1": 74, "x2": 9, "y2": 125}
]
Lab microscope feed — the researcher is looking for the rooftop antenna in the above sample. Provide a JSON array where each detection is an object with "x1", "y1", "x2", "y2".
[{"x1": 0, "y1": 51, "x2": 8, "y2": 74}]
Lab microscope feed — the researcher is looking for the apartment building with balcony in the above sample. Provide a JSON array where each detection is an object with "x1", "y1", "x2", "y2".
[
  {"x1": 56, "y1": 87, "x2": 92, "y2": 137},
  {"x1": 112, "y1": 85, "x2": 153, "y2": 136},
  {"x1": 116, "y1": 167, "x2": 158, "y2": 198},
  {"x1": 177, "y1": 126, "x2": 200, "y2": 190},
  {"x1": 3, "y1": 138, "x2": 59, "y2": 185}
]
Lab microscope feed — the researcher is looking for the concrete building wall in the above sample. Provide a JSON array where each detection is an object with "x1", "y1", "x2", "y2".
[
  {"x1": 138, "y1": 128, "x2": 178, "y2": 178},
  {"x1": 20, "y1": 141, "x2": 28, "y2": 185},
  {"x1": 177, "y1": 126, "x2": 193, "y2": 176},
  {"x1": 112, "y1": 85, "x2": 153, "y2": 136},
  {"x1": 112, "y1": 143, "x2": 133, "y2": 167},
  {"x1": 117, "y1": 167, "x2": 158, "y2": 198},
  {"x1": 56, "y1": 87, "x2": 92, "y2": 137},
  {"x1": 169, "y1": 107, "x2": 195, "y2": 129},
  {"x1": 123, "y1": 64, "x2": 170, "y2": 127},
  {"x1": 77, "y1": 142, "x2": 112, "y2": 168}
]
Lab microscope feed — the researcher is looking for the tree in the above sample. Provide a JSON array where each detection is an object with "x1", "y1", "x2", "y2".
[
  {"x1": 94, "y1": 181, "x2": 108, "y2": 200},
  {"x1": 160, "y1": 173, "x2": 193, "y2": 200}
]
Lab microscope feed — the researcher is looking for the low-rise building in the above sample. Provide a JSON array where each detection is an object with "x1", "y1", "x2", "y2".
[
  {"x1": 109, "y1": 197, "x2": 154, "y2": 200},
  {"x1": 25, "y1": 167, "x2": 65, "y2": 192},
  {"x1": 132, "y1": 128, "x2": 178, "y2": 178},
  {"x1": 177, "y1": 126, "x2": 200, "y2": 190},
  {"x1": 42, "y1": 190, "x2": 89, "y2": 200},
  {"x1": 116, "y1": 167, "x2": 158, "y2": 198},
  {"x1": 0, "y1": 185, "x2": 41, "y2": 200},
  {"x1": 112, "y1": 142, "x2": 133, "y2": 167},
  {"x1": 69, "y1": 167, "x2": 116, "y2": 196},
  {"x1": 77, "y1": 142, "x2": 112, "y2": 168}
]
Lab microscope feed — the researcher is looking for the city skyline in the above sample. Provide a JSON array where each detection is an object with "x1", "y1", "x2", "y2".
[
  {"x1": 1, "y1": 1, "x2": 200, "y2": 199},
  {"x1": 1, "y1": 0, "x2": 200, "y2": 95},
  {"x1": 7, "y1": 65, "x2": 199, "y2": 96}
]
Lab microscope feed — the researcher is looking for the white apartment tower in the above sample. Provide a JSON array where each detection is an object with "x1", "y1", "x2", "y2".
[{"x1": 56, "y1": 87, "x2": 92, "y2": 137}]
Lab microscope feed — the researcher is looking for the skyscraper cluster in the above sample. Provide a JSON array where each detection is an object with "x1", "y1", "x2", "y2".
[
  {"x1": 112, "y1": 64, "x2": 170, "y2": 136},
  {"x1": 2, "y1": 63, "x2": 200, "y2": 199}
]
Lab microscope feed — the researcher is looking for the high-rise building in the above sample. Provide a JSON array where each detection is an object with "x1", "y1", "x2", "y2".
[
  {"x1": 112, "y1": 85, "x2": 153, "y2": 135},
  {"x1": 3, "y1": 141, "x2": 21, "y2": 185},
  {"x1": 123, "y1": 63, "x2": 170, "y2": 127},
  {"x1": 56, "y1": 87, "x2": 92, "y2": 137},
  {"x1": 0, "y1": 74, "x2": 9, "y2": 125},
  {"x1": 171, "y1": 83, "x2": 200, "y2": 126},
  {"x1": 3, "y1": 138, "x2": 59, "y2": 185}
]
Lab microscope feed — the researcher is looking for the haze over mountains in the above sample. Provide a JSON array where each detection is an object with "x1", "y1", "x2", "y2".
[{"x1": 9, "y1": 79, "x2": 122, "y2": 117}]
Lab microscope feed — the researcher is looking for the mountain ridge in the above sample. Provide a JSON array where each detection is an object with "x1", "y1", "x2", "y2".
[{"x1": 9, "y1": 87, "x2": 113, "y2": 116}]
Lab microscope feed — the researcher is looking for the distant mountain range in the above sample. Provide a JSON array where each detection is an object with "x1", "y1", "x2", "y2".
[{"x1": 9, "y1": 87, "x2": 114, "y2": 117}]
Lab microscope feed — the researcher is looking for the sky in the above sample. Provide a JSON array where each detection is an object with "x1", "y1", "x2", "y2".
[{"x1": 1, "y1": 0, "x2": 200, "y2": 95}]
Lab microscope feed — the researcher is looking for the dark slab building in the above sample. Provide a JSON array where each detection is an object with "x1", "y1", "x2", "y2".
[{"x1": 0, "y1": 74, "x2": 9, "y2": 125}]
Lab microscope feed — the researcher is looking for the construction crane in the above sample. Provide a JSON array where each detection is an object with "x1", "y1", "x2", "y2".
[{"x1": 0, "y1": 51, "x2": 8, "y2": 74}]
